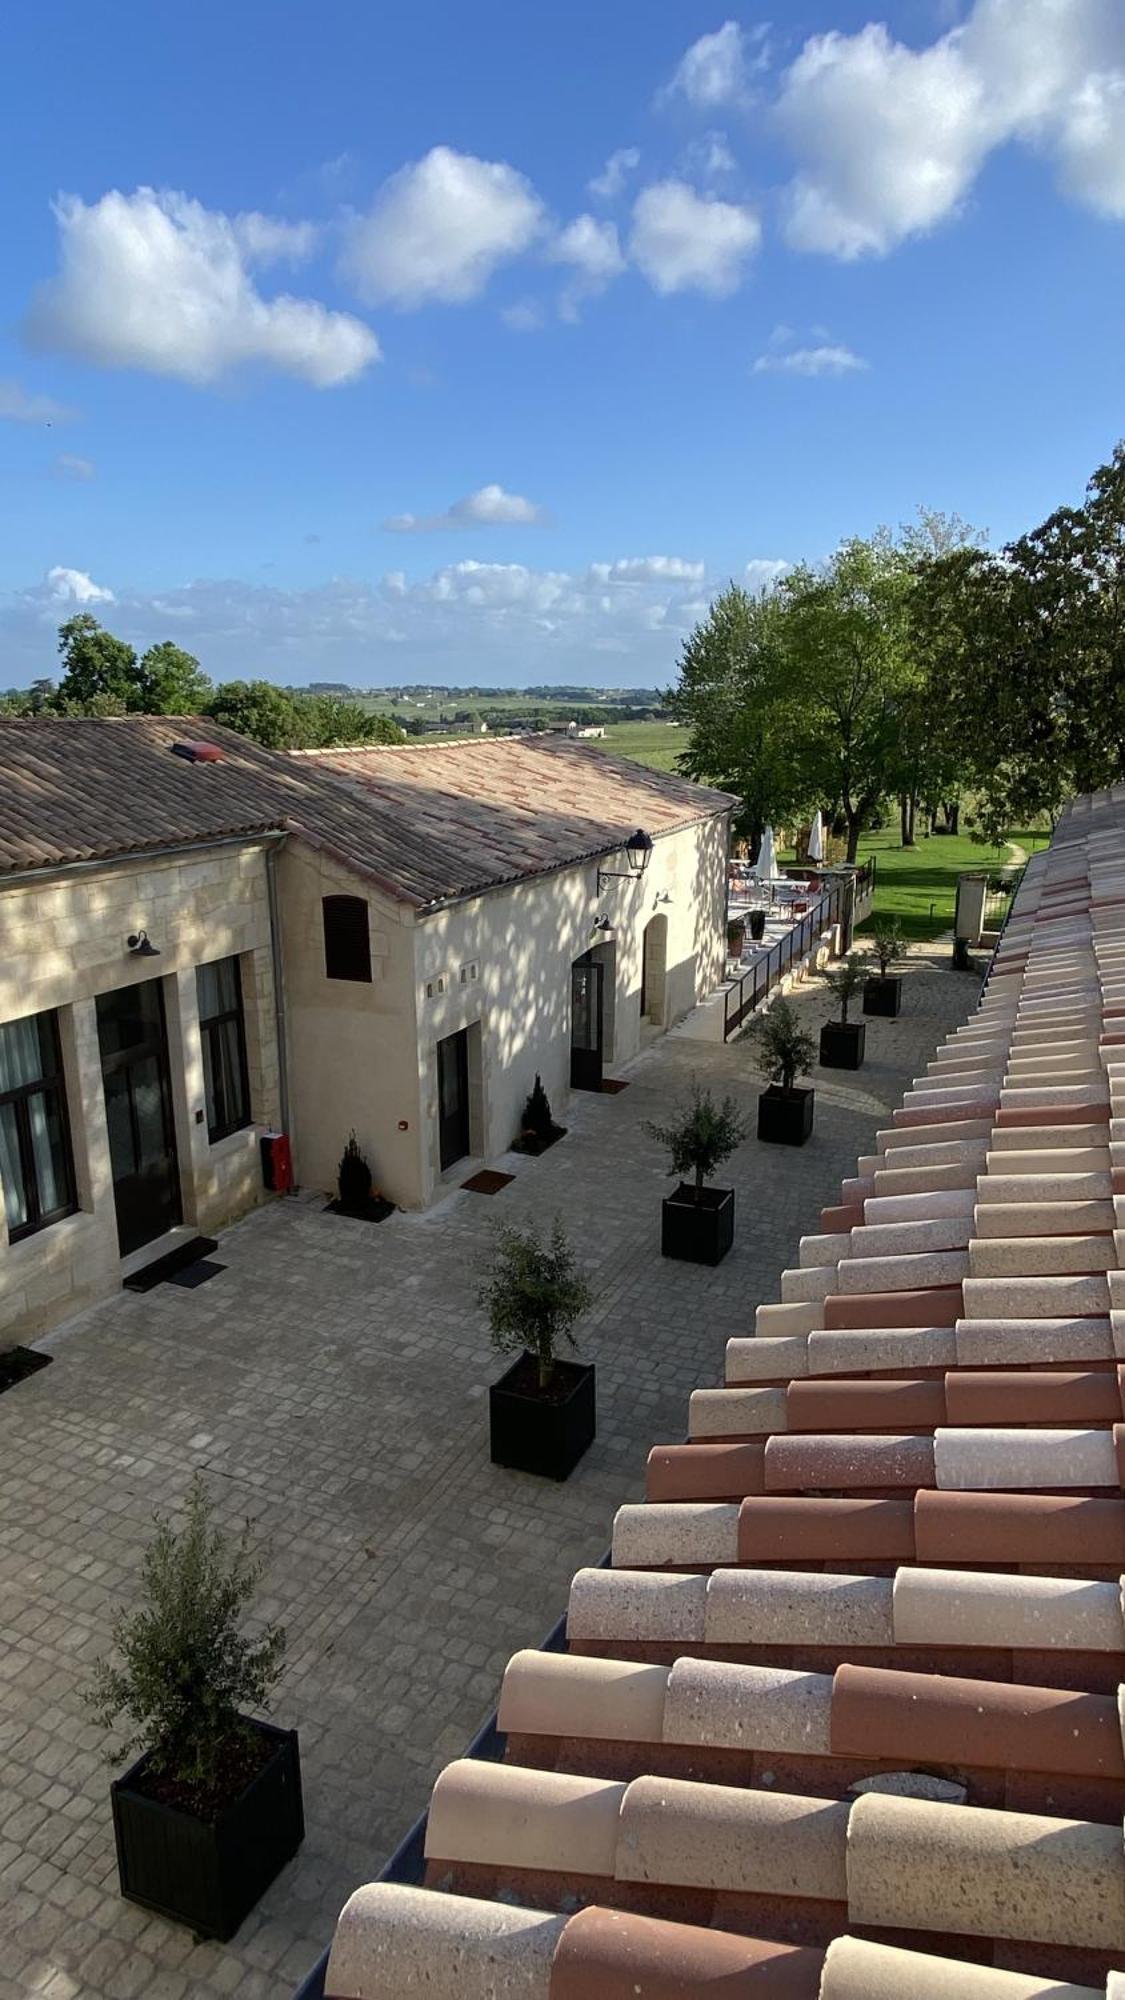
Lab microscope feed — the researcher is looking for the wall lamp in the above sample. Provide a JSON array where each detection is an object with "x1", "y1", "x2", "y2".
[
  {"x1": 591, "y1": 914, "x2": 614, "y2": 935},
  {"x1": 126, "y1": 929, "x2": 160, "y2": 958},
  {"x1": 597, "y1": 828, "x2": 653, "y2": 893}
]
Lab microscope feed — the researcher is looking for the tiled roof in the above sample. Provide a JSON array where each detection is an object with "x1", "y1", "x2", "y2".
[
  {"x1": 0, "y1": 718, "x2": 730, "y2": 907},
  {"x1": 322, "y1": 785, "x2": 1125, "y2": 1999},
  {"x1": 301, "y1": 734, "x2": 735, "y2": 901}
]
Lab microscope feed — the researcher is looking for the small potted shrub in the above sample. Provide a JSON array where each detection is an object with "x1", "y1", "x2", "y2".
[
  {"x1": 749, "y1": 908, "x2": 767, "y2": 942},
  {"x1": 331, "y1": 1132, "x2": 392, "y2": 1220},
  {"x1": 481, "y1": 1220, "x2": 595, "y2": 1480},
  {"x1": 864, "y1": 919, "x2": 905, "y2": 1017},
  {"x1": 88, "y1": 1476, "x2": 303, "y2": 1942},
  {"x1": 727, "y1": 916, "x2": 747, "y2": 961},
  {"x1": 646, "y1": 1083, "x2": 748, "y2": 1266},
  {"x1": 819, "y1": 954, "x2": 867, "y2": 1070},
  {"x1": 748, "y1": 997, "x2": 817, "y2": 1145},
  {"x1": 513, "y1": 1074, "x2": 566, "y2": 1156}
]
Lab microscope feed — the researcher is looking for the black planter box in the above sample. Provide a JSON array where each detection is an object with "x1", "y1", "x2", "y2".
[
  {"x1": 111, "y1": 1719, "x2": 303, "y2": 1942},
  {"x1": 489, "y1": 1354, "x2": 596, "y2": 1481},
  {"x1": 749, "y1": 911, "x2": 767, "y2": 941},
  {"x1": 661, "y1": 1183, "x2": 735, "y2": 1266},
  {"x1": 819, "y1": 1020, "x2": 866, "y2": 1070},
  {"x1": 863, "y1": 974, "x2": 902, "y2": 1018},
  {"x1": 758, "y1": 1084, "x2": 815, "y2": 1146}
]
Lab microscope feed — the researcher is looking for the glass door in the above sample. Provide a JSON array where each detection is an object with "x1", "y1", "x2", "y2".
[
  {"x1": 570, "y1": 954, "x2": 604, "y2": 1091},
  {"x1": 437, "y1": 1028, "x2": 471, "y2": 1172},
  {"x1": 96, "y1": 979, "x2": 182, "y2": 1255}
]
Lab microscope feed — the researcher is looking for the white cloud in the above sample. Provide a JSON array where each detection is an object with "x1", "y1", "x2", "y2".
[
  {"x1": 501, "y1": 300, "x2": 545, "y2": 333},
  {"x1": 45, "y1": 565, "x2": 113, "y2": 604},
  {"x1": 657, "y1": 21, "x2": 769, "y2": 110},
  {"x1": 745, "y1": 558, "x2": 791, "y2": 591},
  {"x1": 231, "y1": 212, "x2": 319, "y2": 264},
  {"x1": 775, "y1": 0, "x2": 1125, "y2": 259},
  {"x1": 343, "y1": 146, "x2": 544, "y2": 306},
  {"x1": 588, "y1": 147, "x2": 641, "y2": 200},
  {"x1": 27, "y1": 188, "x2": 379, "y2": 387},
  {"x1": 53, "y1": 453, "x2": 96, "y2": 480},
  {"x1": 629, "y1": 180, "x2": 761, "y2": 295},
  {"x1": 1, "y1": 559, "x2": 715, "y2": 681},
  {"x1": 0, "y1": 378, "x2": 75, "y2": 424},
  {"x1": 548, "y1": 214, "x2": 625, "y2": 319},
  {"x1": 680, "y1": 131, "x2": 738, "y2": 183},
  {"x1": 383, "y1": 483, "x2": 548, "y2": 533},
  {"x1": 753, "y1": 340, "x2": 868, "y2": 375}
]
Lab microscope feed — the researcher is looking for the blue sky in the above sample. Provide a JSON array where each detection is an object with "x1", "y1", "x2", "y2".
[{"x1": 2, "y1": 0, "x2": 1123, "y2": 688}]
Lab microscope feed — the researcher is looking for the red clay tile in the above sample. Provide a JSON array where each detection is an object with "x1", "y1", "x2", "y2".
[
  {"x1": 913, "y1": 1490, "x2": 1125, "y2": 1566},
  {"x1": 763, "y1": 1433, "x2": 936, "y2": 1492},
  {"x1": 820, "y1": 1204, "x2": 864, "y2": 1231},
  {"x1": 892, "y1": 1102, "x2": 998, "y2": 1128},
  {"x1": 995, "y1": 1104, "x2": 1111, "y2": 1126},
  {"x1": 943, "y1": 1370, "x2": 1122, "y2": 1427},
  {"x1": 646, "y1": 1442, "x2": 767, "y2": 1503},
  {"x1": 548, "y1": 1906, "x2": 825, "y2": 1998},
  {"x1": 786, "y1": 1379, "x2": 946, "y2": 1434},
  {"x1": 822, "y1": 1286, "x2": 963, "y2": 1329},
  {"x1": 737, "y1": 1497, "x2": 915, "y2": 1564},
  {"x1": 830, "y1": 1662, "x2": 1125, "y2": 1777}
]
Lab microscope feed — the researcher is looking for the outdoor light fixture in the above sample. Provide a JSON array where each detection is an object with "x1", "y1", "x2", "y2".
[
  {"x1": 591, "y1": 914, "x2": 614, "y2": 934},
  {"x1": 597, "y1": 827, "x2": 654, "y2": 892},
  {"x1": 126, "y1": 930, "x2": 160, "y2": 957}
]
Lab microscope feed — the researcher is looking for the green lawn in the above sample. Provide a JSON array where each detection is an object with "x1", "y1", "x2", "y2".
[
  {"x1": 591, "y1": 719, "x2": 689, "y2": 772},
  {"x1": 855, "y1": 824, "x2": 1052, "y2": 941}
]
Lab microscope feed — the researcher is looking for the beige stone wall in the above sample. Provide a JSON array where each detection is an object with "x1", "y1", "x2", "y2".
[
  {"x1": 0, "y1": 841, "x2": 281, "y2": 1341},
  {"x1": 276, "y1": 842, "x2": 425, "y2": 1206}
]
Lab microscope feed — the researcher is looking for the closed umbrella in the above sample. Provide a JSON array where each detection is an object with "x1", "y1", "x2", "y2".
[
  {"x1": 808, "y1": 810, "x2": 825, "y2": 864},
  {"x1": 754, "y1": 825, "x2": 777, "y2": 882}
]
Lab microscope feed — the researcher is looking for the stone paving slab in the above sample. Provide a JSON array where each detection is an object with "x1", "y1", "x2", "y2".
[{"x1": 0, "y1": 946, "x2": 978, "y2": 1999}]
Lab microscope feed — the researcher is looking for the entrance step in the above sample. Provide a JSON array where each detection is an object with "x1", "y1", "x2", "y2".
[{"x1": 122, "y1": 1233, "x2": 219, "y2": 1293}]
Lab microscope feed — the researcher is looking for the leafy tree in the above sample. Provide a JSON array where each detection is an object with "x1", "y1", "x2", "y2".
[
  {"x1": 137, "y1": 641, "x2": 212, "y2": 713},
  {"x1": 478, "y1": 1219, "x2": 593, "y2": 1391},
  {"x1": 86, "y1": 1474, "x2": 285, "y2": 1799},
  {"x1": 55, "y1": 614, "x2": 138, "y2": 708},
  {"x1": 746, "y1": 997, "x2": 817, "y2": 1092},
  {"x1": 205, "y1": 679, "x2": 303, "y2": 748},
  {"x1": 667, "y1": 583, "x2": 811, "y2": 853},
  {"x1": 645, "y1": 1083, "x2": 748, "y2": 1203},
  {"x1": 823, "y1": 953, "x2": 865, "y2": 1024}
]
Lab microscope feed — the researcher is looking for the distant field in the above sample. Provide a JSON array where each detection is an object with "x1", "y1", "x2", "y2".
[{"x1": 591, "y1": 720, "x2": 689, "y2": 773}]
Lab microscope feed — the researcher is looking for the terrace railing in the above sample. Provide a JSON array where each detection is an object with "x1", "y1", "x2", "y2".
[{"x1": 723, "y1": 874, "x2": 850, "y2": 1039}]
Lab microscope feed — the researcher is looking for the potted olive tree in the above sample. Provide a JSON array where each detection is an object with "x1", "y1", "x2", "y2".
[
  {"x1": 88, "y1": 1476, "x2": 303, "y2": 1942},
  {"x1": 748, "y1": 997, "x2": 818, "y2": 1145},
  {"x1": 819, "y1": 955, "x2": 867, "y2": 1070},
  {"x1": 646, "y1": 1083, "x2": 748, "y2": 1266},
  {"x1": 864, "y1": 919, "x2": 905, "y2": 1018},
  {"x1": 481, "y1": 1219, "x2": 595, "y2": 1480}
]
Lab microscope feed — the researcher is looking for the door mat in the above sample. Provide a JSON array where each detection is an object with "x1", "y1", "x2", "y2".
[
  {"x1": 601, "y1": 1079, "x2": 630, "y2": 1093},
  {"x1": 0, "y1": 1347, "x2": 52, "y2": 1397},
  {"x1": 461, "y1": 1169, "x2": 515, "y2": 1194},
  {"x1": 123, "y1": 1236, "x2": 219, "y2": 1292},
  {"x1": 167, "y1": 1259, "x2": 227, "y2": 1289}
]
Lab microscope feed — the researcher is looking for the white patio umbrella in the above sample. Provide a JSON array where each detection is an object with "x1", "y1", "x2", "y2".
[
  {"x1": 753, "y1": 825, "x2": 778, "y2": 882},
  {"x1": 807, "y1": 810, "x2": 825, "y2": 864}
]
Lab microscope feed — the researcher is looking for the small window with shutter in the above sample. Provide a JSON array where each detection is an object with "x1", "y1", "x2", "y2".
[{"x1": 322, "y1": 895, "x2": 372, "y2": 982}]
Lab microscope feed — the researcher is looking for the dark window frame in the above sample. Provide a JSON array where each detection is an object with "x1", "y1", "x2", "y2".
[
  {"x1": 0, "y1": 1010, "x2": 78, "y2": 1243},
  {"x1": 322, "y1": 894, "x2": 372, "y2": 982},
  {"x1": 197, "y1": 957, "x2": 252, "y2": 1144}
]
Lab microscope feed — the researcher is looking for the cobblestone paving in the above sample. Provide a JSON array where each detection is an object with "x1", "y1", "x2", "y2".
[{"x1": 0, "y1": 946, "x2": 978, "y2": 1999}]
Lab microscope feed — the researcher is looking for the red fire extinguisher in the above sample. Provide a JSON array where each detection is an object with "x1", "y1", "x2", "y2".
[{"x1": 259, "y1": 1132, "x2": 293, "y2": 1193}]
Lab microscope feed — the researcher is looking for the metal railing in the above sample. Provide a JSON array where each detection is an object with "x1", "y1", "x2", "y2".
[{"x1": 723, "y1": 875, "x2": 849, "y2": 1039}]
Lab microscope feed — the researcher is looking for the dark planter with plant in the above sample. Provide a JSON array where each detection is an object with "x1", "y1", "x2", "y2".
[
  {"x1": 89, "y1": 1477, "x2": 302, "y2": 1943},
  {"x1": 481, "y1": 1220, "x2": 595, "y2": 1480},
  {"x1": 748, "y1": 997, "x2": 817, "y2": 1145},
  {"x1": 819, "y1": 954, "x2": 867, "y2": 1070},
  {"x1": 646, "y1": 1084, "x2": 748, "y2": 1267},
  {"x1": 513, "y1": 1075, "x2": 567, "y2": 1156},
  {"x1": 330, "y1": 1132, "x2": 392, "y2": 1220},
  {"x1": 864, "y1": 920, "x2": 905, "y2": 1018},
  {"x1": 749, "y1": 910, "x2": 767, "y2": 942},
  {"x1": 727, "y1": 917, "x2": 746, "y2": 961}
]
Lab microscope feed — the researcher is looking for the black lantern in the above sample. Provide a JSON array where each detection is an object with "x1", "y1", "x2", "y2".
[{"x1": 597, "y1": 829, "x2": 653, "y2": 891}]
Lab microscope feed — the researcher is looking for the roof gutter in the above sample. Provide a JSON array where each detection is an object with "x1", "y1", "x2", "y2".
[
  {"x1": 0, "y1": 828, "x2": 287, "y2": 891},
  {"x1": 414, "y1": 810, "x2": 732, "y2": 919}
]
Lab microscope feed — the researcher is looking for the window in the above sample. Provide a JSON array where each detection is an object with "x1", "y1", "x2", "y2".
[
  {"x1": 196, "y1": 957, "x2": 251, "y2": 1143},
  {"x1": 323, "y1": 895, "x2": 372, "y2": 982},
  {"x1": 0, "y1": 1010, "x2": 77, "y2": 1241}
]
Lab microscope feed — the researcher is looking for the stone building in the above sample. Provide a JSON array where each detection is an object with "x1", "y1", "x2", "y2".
[{"x1": 0, "y1": 717, "x2": 731, "y2": 1340}]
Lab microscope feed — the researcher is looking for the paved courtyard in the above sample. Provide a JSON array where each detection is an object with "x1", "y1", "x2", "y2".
[{"x1": 0, "y1": 947, "x2": 978, "y2": 2000}]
